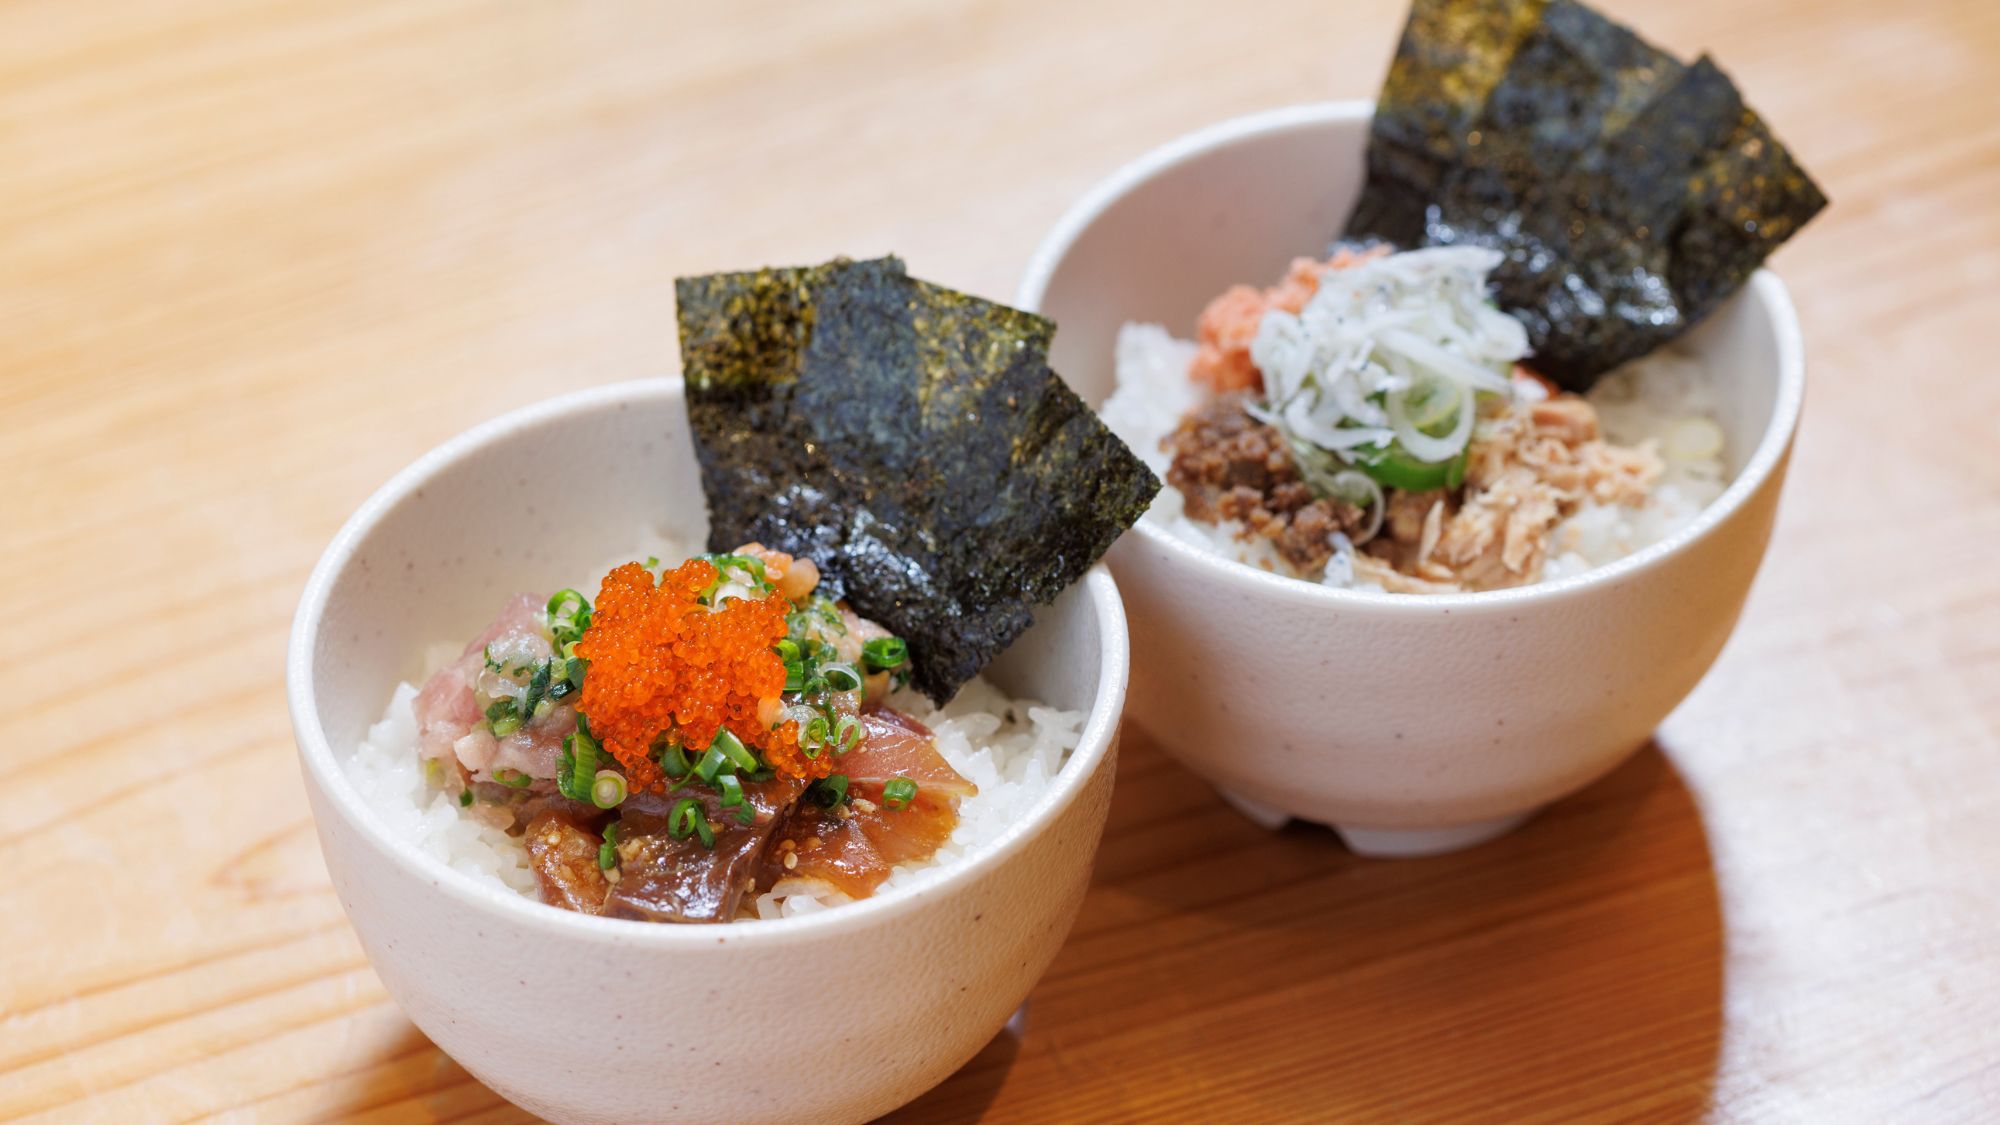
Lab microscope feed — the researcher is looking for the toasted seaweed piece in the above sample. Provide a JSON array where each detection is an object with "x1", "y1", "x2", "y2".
[
  {"x1": 1671, "y1": 107, "x2": 1827, "y2": 320},
  {"x1": 1346, "y1": 0, "x2": 1826, "y2": 389},
  {"x1": 1348, "y1": 0, "x2": 1549, "y2": 246},
  {"x1": 677, "y1": 256, "x2": 1160, "y2": 703}
]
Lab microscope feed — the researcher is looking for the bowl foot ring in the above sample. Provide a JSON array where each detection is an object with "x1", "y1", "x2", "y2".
[
  {"x1": 1216, "y1": 789, "x2": 1538, "y2": 857},
  {"x1": 1332, "y1": 812, "x2": 1535, "y2": 858}
]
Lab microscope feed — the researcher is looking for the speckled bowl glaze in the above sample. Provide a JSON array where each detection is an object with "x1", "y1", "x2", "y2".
[
  {"x1": 1018, "y1": 101, "x2": 1802, "y2": 857},
  {"x1": 286, "y1": 380, "x2": 1128, "y2": 1124}
]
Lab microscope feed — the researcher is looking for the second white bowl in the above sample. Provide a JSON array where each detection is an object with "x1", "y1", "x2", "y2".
[{"x1": 1019, "y1": 102, "x2": 1803, "y2": 856}]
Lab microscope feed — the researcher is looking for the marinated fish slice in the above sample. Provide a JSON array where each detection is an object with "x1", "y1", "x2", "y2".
[
  {"x1": 839, "y1": 708, "x2": 978, "y2": 798},
  {"x1": 604, "y1": 776, "x2": 806, "y2": 923},
  {"x1": 764, "y1": 806, "x2": 889, "y2": 900},
  {"x1": 849, "y1": 789, "x2": 959, "y2": 866},
  {"x1": 523, "y1": 808, "x2": 612, "y2": 915},
  {"x1": 756, "y1": 705, "x2": 970, "y2": 897}
]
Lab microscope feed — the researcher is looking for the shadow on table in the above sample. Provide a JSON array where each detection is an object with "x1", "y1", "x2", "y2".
[{"x1": 1075, "y1": 733, "x2": 1727, "y2": 1121}]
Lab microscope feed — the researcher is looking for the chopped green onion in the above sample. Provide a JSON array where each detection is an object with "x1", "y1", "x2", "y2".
[
  {"x1": 668, "y1": 798, "x2": 715, "y2": 848},
  {"x1": 518, "y1": 661, "x2": 552, "y2": 721},
  {"x1": 598, "y1": 822, "x2": 619, "y2": 870},
  {"x1": 423, "y1": 757, "x2": 445, "y2": 788},
  {"x1": 458, "y1": 788, "x2": 474, "y2": 807},
  {"x1": 800, "y1": 714, "x2": 830, "y2": 759},
  {"x1": 546, "y1": 589, "x2": 588, "y2": 620},
  {"x1": 697, "y1": 553, "x2": 772, "y2": 602},
  {"x1": 710, "y1": 727, "x2": 758, "y2": 773},
  {"x1": 775, "y1": 639, "x2": 800, "y2": 664},
  {"x1": 490, "y1": 714, "x2": 522, "y2": 738},
  {"x1": 821, "y1": 662, "x2": 862, "y2": 693},
  {"x1": 558, "y1": 728, "x2": 601, "y2": 801},
  {"x1": 485, "y1": 698, "x2": 516, "y2": 724},
  {"x1": 861, "y1": 636, "x2": 907, "y2": 673},
  {"x1": 716, "y1": 773, "x2": 746, "y2": 808},
  {"x1": 657, "y1": 740, "x2": 691, "y2": 779},
  {"x1": 883, "y1": 777, "x2": 918, "y2": 810},
  {"x1": 590, "y1": 769, "x2": 628, "y2": 809},
  {"x1": 811, "y1": 774, "x2": 850, "y2": 808},
  {"x1": 808, "y1": 596, "x2": 845, "y2": 633},
  {"x1": 833, "y1": 713, "x2": 862, "y2": 754},
  {"x1": 644, "y1": 555, "x2": 660, "y2": 568},
  {"x1": 693, "y1": 745, "x2": 728, "y2": 784},
  {"x1": 494, "y1": 769, "x2": 533, "y2": 789}
]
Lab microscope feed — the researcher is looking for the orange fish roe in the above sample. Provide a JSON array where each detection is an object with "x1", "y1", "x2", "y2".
[
  {"x1": 574, "y1": 560, "x2": 807, "y2": 791},
  {"x1": 1190, "y1": 246, "x2": 1389, "y2": 392}
]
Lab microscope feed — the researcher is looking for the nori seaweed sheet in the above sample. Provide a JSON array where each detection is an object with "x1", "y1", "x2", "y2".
[
  {"x1": 1349, "y1": 0, "x2": 1549, "y2": 246},
  {"x1": 1346, "y1": 0, "x2": 1826, "y2": 390},
  {"x1": 676, "y1": 257, "x2": 1160, "y2": 703}
]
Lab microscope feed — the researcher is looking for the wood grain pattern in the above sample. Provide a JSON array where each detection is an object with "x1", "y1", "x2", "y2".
[{"x1": 4, "y1": 0, "x2": 1997, "y2": 1120}]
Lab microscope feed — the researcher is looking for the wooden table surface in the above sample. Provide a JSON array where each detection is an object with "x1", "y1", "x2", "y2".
[{"x1": 5, "y1": 0, "x2": 1997, "y2": 1120}]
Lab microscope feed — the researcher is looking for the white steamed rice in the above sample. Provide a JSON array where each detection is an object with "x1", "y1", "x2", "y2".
[
  {"x1": 343, "y1": 537, "x2": 1084, "y2": 920},
  {"x1": 1101, "y1": 323, "x2": 1730, "y2": 588}
]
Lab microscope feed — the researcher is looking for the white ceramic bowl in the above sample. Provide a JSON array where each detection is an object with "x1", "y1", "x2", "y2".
[
  {"x1": 1018, "y1": 101, "x2": 1803, "y2": 857},
  {"x1": 286, "y1": 380, "x2": 1128, "y2": 1124}
]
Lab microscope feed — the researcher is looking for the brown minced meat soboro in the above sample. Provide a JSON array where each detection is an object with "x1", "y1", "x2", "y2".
[{"x1": 1164, "y1": 393, "x2": 1368, "y2": 573}]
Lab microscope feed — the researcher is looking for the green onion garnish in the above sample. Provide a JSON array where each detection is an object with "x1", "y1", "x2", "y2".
[
  {"x1": 716, "y1": 773, "x2": 745, "y2": 808},
  {"x1": 494, "y1": 769, "x2": 533, "y2": 789},
  {"x1": 821, "y1": 662, "x2": 862, "y2": 693},
  {"x1": 801, "y1": 714, "x2": 830, "y2": 759},
  {"x1": 458, "y1": 788, "x2": 473, "y2": 807},
  {"x1": 833, "y1": 713, "x2": 862, "y2": 755},
  {"x1": 518, "y1": 661, "x2": 552, "y2": 720},
  {"x1": 557, "y1": 728, "x2": 601, "y2": 802},
  {"x1": 883, "y1": 777, "x2": 918, "y2": 810},
  {"x1": 861, "y1": 636, "x2": 907, "y2": 673},
  {"x1": 711, "y1": 727, "x2": 758, "y2": 773},
  {"x1": 598, "y1": 822, "x2": 619, "y2": 870},
  {"x1": 668, "y1": 797, "x2": 715, "y2": 848},
  {"x1": 590, "y1": 769, "x2": 628, "y2": 809},
  {"x1": 545, "y1": 590, "x2": 593, "y2": 644},
  {"x1": 811, "y1": 774, "x2": 849, "y2": 808},
  {"x1": 693, "y1": 746, "x2": 728, "y2": 784},
  {"x1": 657, "y1": 740, "x2": 691, "y2": 779}
]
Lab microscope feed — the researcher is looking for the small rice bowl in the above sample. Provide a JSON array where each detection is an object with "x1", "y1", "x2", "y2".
[
  {"x1": 342, "y1": 539, "x2": 1084, "y2": 921},
  {"x1": 1102, "y1": 324, "x2": 1730, "y2": 588}
]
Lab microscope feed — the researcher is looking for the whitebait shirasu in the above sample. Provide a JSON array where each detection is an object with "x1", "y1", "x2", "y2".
[{"x1": 1248, "y1": 246, "x2": 1531, "y2": 507}]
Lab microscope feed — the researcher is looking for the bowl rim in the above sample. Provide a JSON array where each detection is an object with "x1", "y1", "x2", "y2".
[
  {"x1": 1016, "y1": 99, "x2": 1806, "y2": 616},
  {"x1": 286, "y1": 378, "x2": 1130, "y2": 947}
]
